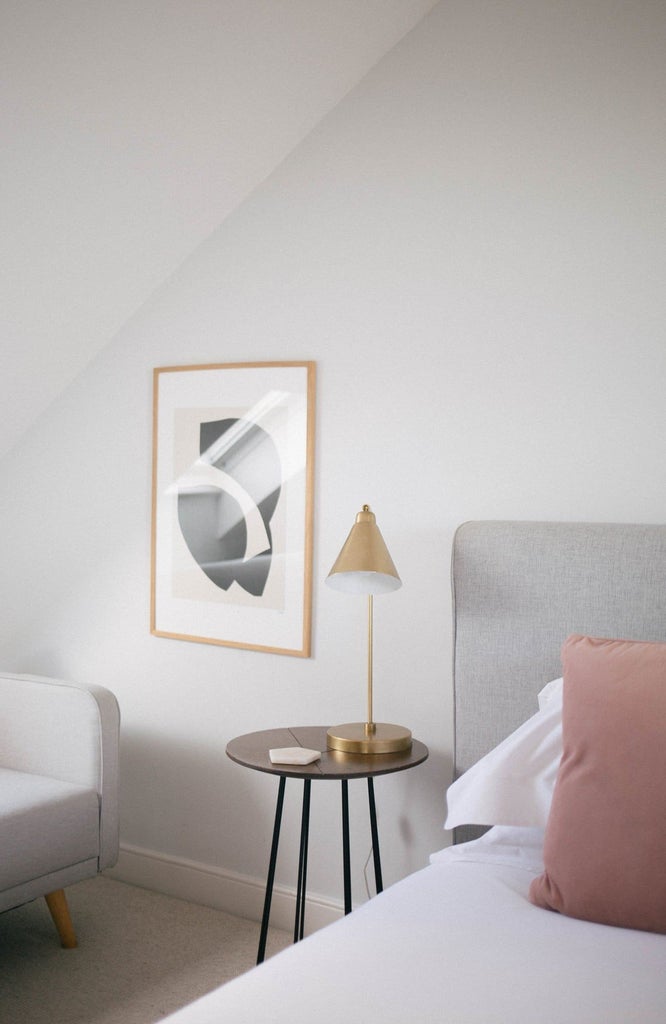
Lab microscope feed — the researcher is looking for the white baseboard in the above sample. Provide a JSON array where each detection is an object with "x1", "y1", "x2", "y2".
[{"x1": 105, "y1": 842, "x2": 343, "y2": 936}]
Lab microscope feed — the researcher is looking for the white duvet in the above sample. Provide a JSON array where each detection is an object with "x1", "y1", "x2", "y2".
[{"x1": 162, "y1": 827, "x2": 665, "y2": 1024}]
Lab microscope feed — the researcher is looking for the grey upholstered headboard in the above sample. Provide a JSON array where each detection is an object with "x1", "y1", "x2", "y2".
[{"x1": 451, "y1": 521, "x2": 666, "y2": 840}]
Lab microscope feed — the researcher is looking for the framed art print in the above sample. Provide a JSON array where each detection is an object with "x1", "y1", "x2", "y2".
[{"x1": 151, "y1": 361, "x2": 315, "y2": 656}]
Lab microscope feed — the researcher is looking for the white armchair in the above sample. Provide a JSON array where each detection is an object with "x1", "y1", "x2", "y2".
[{"x1": 0, "y1": 672, "x2": 120, "y2": 947}]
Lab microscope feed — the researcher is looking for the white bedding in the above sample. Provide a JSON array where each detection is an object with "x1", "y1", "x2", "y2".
[{"x1": 162, "y1": 828, "x2": 665, "y2": 1024}]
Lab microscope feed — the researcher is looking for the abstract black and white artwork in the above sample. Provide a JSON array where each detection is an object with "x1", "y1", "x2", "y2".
[{"x1": 151, "y1": 362, "x2": 315, "y2": 656}]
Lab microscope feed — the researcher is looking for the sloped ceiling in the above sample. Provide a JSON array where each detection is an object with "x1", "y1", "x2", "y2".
[{"x1": 1, "y1": 0, "x2": 437, "y2": 458}]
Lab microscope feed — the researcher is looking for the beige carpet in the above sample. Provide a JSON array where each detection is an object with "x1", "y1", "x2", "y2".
[{"x1": 0, "y1": 876, "x2": 291, "y2": 1024}]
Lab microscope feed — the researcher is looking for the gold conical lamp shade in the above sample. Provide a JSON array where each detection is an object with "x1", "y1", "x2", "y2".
[{"x1": 326, "y1": 506, "x2": 401, "y2": 595}]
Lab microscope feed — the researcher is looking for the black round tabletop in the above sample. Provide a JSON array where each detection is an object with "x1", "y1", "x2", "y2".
[{"x1": 226, "y1": 726, "x2": 428, "y2": 780}]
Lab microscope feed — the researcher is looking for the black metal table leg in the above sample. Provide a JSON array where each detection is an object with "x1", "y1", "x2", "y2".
[
  {"x1": 341, "y1": 779, "x2": 352, "y2": 914},
  {"x1": 257, "y1": 775, "x2": 286, "y2": 964},
  {"x1": 367, "y1": 776, "x2": 383, "y2": 894},
  {"x1": 294, "y1": 778, "x2": 311, "y2": 942}
]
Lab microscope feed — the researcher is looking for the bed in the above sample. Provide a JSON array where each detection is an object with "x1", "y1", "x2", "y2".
[{"x1": 163, "y1": 521, "x2": 666, "y2": 1023}]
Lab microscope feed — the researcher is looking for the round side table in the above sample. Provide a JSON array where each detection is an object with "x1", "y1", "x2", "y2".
[{"x1": 226, "y1": 725, "x2": 428, "y2": 963}]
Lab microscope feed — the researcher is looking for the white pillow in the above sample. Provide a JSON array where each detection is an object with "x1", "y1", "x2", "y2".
[
  {"x1": 445, "y1": 679, "x2": 563, "y2": 829},
  {"x1": 536, "y1": 675, "x2": 562, "y2": 710}
]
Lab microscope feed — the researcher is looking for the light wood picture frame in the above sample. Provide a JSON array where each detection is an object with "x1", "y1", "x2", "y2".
[{"x1": 151, "y1": 361, "x2": 315, "y2": 656}]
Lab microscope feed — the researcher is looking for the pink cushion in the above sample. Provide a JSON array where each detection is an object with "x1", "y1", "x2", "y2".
[{"x1": 529, "y1": 634, "x2": 666, "y2": 933}]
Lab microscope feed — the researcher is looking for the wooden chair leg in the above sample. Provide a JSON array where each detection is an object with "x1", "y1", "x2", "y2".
[{"x1": 44, "y1": 889, "x2": 78, "y2": 948}]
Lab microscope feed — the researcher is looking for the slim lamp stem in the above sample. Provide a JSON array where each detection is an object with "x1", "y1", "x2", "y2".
[{"x1": 367, "y1": 594, "x2": 374, "y2": 730}]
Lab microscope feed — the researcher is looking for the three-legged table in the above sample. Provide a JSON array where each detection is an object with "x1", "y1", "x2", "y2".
[{"x1": 226, "y1": 726, "x2": 428, "y2": 963}]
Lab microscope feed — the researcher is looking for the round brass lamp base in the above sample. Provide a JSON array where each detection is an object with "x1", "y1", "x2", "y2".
[{"x1": 326, "y1": 722, "x2": 412, "y2": 755}]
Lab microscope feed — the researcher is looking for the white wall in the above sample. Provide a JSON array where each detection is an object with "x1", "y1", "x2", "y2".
[
  {"x1": 0, "y1": 0, "x2": 437, "y2": 459},
  {"x1": 1, "y1": 0, "x2": 664, "y2": 924}
]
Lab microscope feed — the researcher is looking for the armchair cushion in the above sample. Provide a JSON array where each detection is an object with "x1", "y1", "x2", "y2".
[{"x1": 0, "y1": 767, "x2": 100, "y2": 891}]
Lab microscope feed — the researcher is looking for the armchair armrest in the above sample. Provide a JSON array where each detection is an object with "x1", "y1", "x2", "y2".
[{"x1": 0, "y1": 672, "x2": 120, "y2": 869}]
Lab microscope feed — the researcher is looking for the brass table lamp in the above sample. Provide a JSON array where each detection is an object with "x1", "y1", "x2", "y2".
[{"x1": 326, "y1": 505, "x2": 412, "y2": 754}]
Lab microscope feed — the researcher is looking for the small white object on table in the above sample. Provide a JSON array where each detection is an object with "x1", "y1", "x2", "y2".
[{"x1": 269, "y1": 747, "x2": 321, "y2": 765}]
